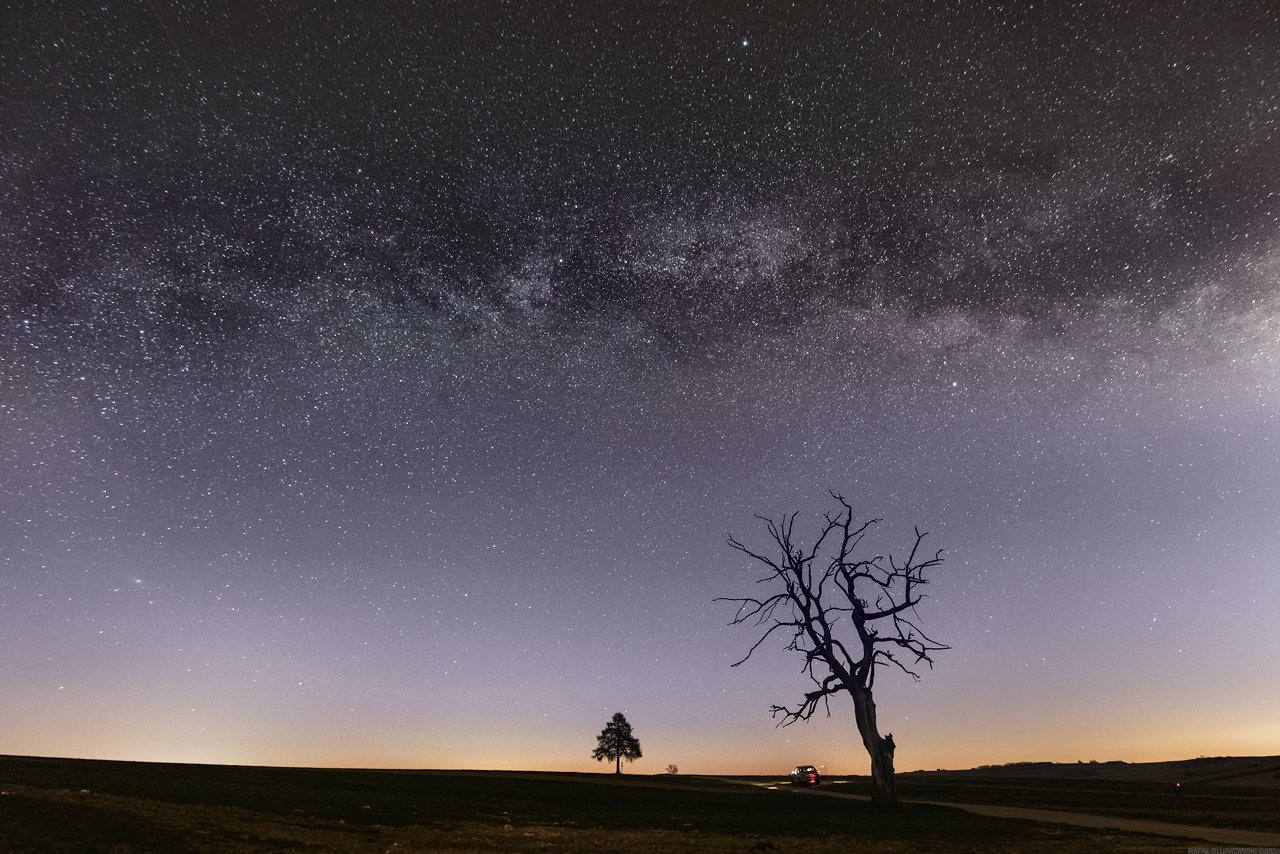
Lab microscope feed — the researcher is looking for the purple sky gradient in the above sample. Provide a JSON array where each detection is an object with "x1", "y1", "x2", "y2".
[{"x1": 2, "y1": 1, "x2": 1278, "y2": 774}]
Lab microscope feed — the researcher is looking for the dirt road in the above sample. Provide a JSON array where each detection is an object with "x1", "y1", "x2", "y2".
[{"x1": 706, "y1": 778, "x2": 1280, "y2": 848}]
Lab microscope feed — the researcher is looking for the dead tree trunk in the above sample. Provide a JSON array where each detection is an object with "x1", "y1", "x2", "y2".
[{"x1": 851, "y1": 684, "x2": 896, "y2": 808}]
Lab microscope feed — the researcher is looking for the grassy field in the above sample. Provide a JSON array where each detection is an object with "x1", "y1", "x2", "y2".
[
  {"x1": 0, "y1": 755, "x2": 1260, "y2": 853},
  {"x1": 829, "y1": 772, "x2": 1280, "y2": 833}
]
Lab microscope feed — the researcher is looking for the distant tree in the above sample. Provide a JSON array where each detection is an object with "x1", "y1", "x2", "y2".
[
  {"x1": 592, "y1": 712, "x2": 643, "y2": 774},
  {"x1": 718, "y1": 494, "x2": 949, "y2": 809},
  {"x1": 665, "y1": 764, "x2": 679, "y2": 775}
]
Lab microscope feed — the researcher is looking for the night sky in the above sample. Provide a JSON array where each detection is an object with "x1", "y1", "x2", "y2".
[{"x1": 3, "y1": 2, "x2": 1278, "y2": 776}]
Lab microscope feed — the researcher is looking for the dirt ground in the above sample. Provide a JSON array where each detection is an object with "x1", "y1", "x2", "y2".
[{"x1": 0, "y1": 782, "x2": 1218, "y2": 853}]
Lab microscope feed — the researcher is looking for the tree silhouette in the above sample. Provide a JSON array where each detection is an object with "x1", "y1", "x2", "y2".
[
  {"x1": 592, "y1": 712, "x2": 642, "y2": 774},
  {"x1": 718, "y1": 493, "x2": 948, "y2": 809}
]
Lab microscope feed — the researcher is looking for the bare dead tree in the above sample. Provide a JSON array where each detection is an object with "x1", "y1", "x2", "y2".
[{"x1": 718, "y1": 493, "x2": 949, "y2": 809}]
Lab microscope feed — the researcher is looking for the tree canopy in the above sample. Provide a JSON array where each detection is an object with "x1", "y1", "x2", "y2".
[{"x1": 592, "y1": 712, "x2": 642, "y2": 774}]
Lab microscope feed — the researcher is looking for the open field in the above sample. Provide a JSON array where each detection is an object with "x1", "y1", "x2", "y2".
[
  {"x1": 818, "y1": 756, "x2": 1280, "y2": 834},
  {"x1": 911, "y1": 755, "x2": 1280, "y2": 788},
  {"x1": 3, "y1": 756, "x2": 1271, "y2": 852}
]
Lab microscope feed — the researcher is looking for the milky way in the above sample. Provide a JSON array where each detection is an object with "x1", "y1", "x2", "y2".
[{"x1": 2, "y1": 2, "x2": 1278, "y2": 773}]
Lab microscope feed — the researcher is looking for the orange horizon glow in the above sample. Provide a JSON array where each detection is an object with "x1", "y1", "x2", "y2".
[{"x1": 7, "y1": 718, "x2": 1276, "y2": 778}]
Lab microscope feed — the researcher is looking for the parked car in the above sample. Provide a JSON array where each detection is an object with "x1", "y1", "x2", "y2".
[{"x1": 789, "y1": 765, "x2": 820, "y2": 787}]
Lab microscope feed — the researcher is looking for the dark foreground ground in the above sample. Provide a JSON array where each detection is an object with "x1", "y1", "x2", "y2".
[
  {"x1": 1, "y1": 755, "x2": 1274, "y2": 853},
  {"x1": 831, "y1": 759, "x2": 1280, "y2": 834}
]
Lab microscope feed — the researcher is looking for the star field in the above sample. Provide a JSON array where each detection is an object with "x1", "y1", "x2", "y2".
[{"x1": 2, "y1": 1, "x2": 1278, "y2": 773}]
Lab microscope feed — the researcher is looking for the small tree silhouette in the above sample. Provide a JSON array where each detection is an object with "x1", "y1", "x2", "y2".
[{"x1": 592, "y1": 712, "x2": 642, "y2": 774}]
